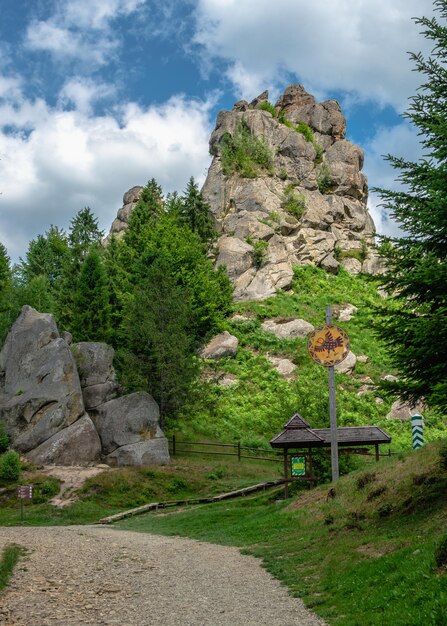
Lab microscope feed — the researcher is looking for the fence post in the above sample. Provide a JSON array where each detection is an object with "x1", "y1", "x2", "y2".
[
  {"x1": 172, "y1": 434, "x2": 176, "y2": 457},
  {"x1": 237, "y1": 441, "x2": 241, "y2": 461}
]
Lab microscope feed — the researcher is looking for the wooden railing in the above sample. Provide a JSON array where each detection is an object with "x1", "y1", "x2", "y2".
[{"x1": 168, "y1": 436, "x2": 282, "y2": 463}]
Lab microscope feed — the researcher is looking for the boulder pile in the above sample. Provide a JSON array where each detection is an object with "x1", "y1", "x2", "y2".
[{"x1": 0, "y1": 306, "x2": 169, "y2": 466}]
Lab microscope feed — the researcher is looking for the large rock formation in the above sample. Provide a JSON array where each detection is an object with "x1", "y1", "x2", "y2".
[
  {"x1": 0, "y1": 307, "x2": 169, "y2": 467},
  {"x1": 201, "y1": 85, "x2": 379, "y2": 299},
  {"x1": 105, "y1": 85, "x2": 381, "y2": 300},
  {"x1": 0, "y1": 306, "x2": 86, "y2": 454}
]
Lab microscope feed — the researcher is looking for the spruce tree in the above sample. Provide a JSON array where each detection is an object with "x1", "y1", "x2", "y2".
[
  {"x1": 18, "y1": 226, "x2": 69, "y2": 288},
  {"x1": 180, "y1": 177, "x2": 216, "y2": 246},
  {"x1": 374, "y1": 0, "x2": 447, "y2": 412},
  {"x1": 122, "y1": 257, "x2": 198, "y2": 427},
  {"x1": 69, "y1": 207, "x2": 104, "y2": 262},
  {"x1": 72, "y1": 247, "x2": 110, "y2": 342},
  {"x1": 124, "y1": 178, "x2": 164, "y2": 254}
]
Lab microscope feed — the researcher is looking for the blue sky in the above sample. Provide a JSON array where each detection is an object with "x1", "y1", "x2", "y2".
[{"x1": 0, "y1": 0, "x2": 435, "y2": 261}]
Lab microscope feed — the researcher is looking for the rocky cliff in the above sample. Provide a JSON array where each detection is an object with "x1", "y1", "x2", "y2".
[{"x1": 106, "y1": 85, "x2": 381, "y2": 300}]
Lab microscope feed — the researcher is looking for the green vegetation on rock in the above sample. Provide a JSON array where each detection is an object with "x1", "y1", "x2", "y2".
[{"x1": 220, "y1": 120, "x2": 274, "y2": 178}]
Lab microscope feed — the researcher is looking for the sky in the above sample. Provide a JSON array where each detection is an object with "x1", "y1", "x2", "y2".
[{"x1": 0, "y1": 0, "x2": 436, "y2": 262}]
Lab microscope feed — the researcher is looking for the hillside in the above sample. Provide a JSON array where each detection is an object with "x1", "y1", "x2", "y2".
[{"x1": 179, "y1": 265, "x2": 445, "y2": 455}]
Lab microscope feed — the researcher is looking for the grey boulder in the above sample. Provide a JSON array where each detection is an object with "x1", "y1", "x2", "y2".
[
  {"x1": 261, "y1": 318, "x2": 314, "y2": 339},
  {"x1": 105, "y1": 438, "x2": 170, "y2": 467},
  {"x1": 0, "y1": 306, "x2": 85, "y2": 453},
  {"x1": 92, "y1": 392, "x2": 161, "y2": 455},
  {"x1": 200, "y1": 332, "x2": 239, "y2": 359},
  {"x1": 26, "y1": 415, "x2": 101, "y2": 465},
  {"x1": 71, "y1": 342, "x2": 118, "y2": 410}
]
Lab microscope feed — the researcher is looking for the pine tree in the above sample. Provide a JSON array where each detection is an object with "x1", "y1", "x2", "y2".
[
  {"x1": 179, "y1": 177, "x2": 216, "y2": 246},
  {"x1": 374, "y1": 0, "x2": 447, "y2": 412},
  {"x1": 72, "y1": 248, "x2": 110, "y2": 342},
  {"x1": 103, "y1": 234, "x2": 129, "y2": 346},
  {"x1": 0, "y1": 242, "x2": 15, "y2": 345}
]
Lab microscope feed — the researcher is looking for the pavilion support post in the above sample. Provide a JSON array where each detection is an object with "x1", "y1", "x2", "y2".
[
  {"x1": 283, "y1": 449, "x2": 289, "y2": 498},
  {"x1": 308, "y1": 448, "x2": 314, "y2": 488},
  {"x1": 375, "y1": 444, "x2": 379, "y2": 462},
  {"x1": 326, "y1": 306, "x2": 339, "y2": 482}
]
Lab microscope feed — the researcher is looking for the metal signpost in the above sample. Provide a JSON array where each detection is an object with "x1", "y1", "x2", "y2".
[
  {"x1": 307, "y1": 306, "x2": 350, "y2": 482},
  {"x1": 17, "y1": 485, "x2": 33, "y2": 521}
]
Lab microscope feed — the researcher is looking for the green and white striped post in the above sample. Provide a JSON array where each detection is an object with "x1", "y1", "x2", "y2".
[{"x1": 411, "y1": 414, "x2": 424, "y2": 449}]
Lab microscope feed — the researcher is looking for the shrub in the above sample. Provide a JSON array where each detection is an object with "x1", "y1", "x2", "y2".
[
  {"x1": 435, "y1": 533, "x2": 447, "y2": 568},
  {"x1": 317, "y1": 164, "x2": 332, "y2": 193},
  {"x1": 295, "y1": 121, "x2": 314, "y2": 143},
  {"x1": 279, "y1": 168, "x2": 288, "y2": 180},
  {"x1": 281, "y1": 185, "x2": 306, "y2": 219},
  {"x1": 220, "y1": 121, "x2": 274, "y2": 178},
  {"x1": 314, "y1": 142, "x2": 324, "y2": 163},
  {"x1": 253, "y1": 240, "x2": 269, "y2": 268},
  {"x1": 258, "y1": 101, "x2": 278, "y2": 117},
  {"x1": 0, "y1": 423, "x2": 9, "y2": 454},
  {"x1": 0, "y1": 451, "x2": 21, "y2": 482},
  {"x1": 33, "y1": 477, "x2": 60, "y2": 503}
]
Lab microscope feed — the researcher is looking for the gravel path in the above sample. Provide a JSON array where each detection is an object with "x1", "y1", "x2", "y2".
[{"x1": 0, "y1": 526, "x2": 325, "y2": 626}]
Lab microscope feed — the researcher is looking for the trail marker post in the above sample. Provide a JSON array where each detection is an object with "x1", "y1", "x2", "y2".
[
  {"x1": 307, "y1": 306, "x2": 351, "y2": 482},
  {"x1": 17, "y1": 485, "x2": 33, "y2": 521},
  {"x1": 411, "y1": 414, "x2": 424, "y2": 449}
]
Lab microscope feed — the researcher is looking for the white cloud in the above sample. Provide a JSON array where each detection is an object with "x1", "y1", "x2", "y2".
[
  {"x1": 25, "y1": 0, "x2": 145, "y2": 66},
  {"x1": 59, "y1": 78, "x2": 116, "y2": 114},
  {"x1": 0, "y1": 91, "x2": 213, "y2": 261},
  {"x1": 194, "y1": 0, "x2": 435, "y2": 110},
  {"x1": 364, "y1": 122, "x2": 424, "y2": 237}
]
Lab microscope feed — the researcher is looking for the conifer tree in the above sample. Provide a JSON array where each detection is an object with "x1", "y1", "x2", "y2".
[
  {"x1": 72, "y1": 247, "x2": 110, "y2": 342},
  {"x1": 69, "y1": 207, "x2": 104, "y2": 262},
  {"x1": 374, "y1": 0, "x2": 447, "y2": 411},
  {"x1": 103, "y1": 234, "x2": 129, "y2": 346},
  {"x1": 0, "y1": 242, "x2": 15, "y2": 345},
  {"x1": 122, "y1": 257, "x2": 198, "y2": 426},
  {"x1": 124, "y1": 178, "x2": 164, "y2": 254},
  {"x1": 18, "y1": 226, "x2": 69, "y2": 288},
  {"x1": 180, "y1": 177, "x2": 216, "y2": 246}
]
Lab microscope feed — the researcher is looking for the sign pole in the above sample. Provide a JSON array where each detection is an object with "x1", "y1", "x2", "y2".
[{"x1": 326, "y1": 306, "x2": 339, "y2": 481}]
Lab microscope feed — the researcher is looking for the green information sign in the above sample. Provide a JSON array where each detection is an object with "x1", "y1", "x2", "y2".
[{"x1": 291, "y1": 456, "x2": 306, "y2": 477}]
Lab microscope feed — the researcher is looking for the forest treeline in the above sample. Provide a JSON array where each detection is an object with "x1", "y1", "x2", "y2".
[{"x1": 0, "y1": 177, "x2": 233, "y2": 427}]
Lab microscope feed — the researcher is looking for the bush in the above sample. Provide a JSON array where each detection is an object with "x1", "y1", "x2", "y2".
[
  {"x1": 220, "y1": 121, "x2": 274, "y2": 178},
  {"x1": 0, "y1": 423, "x2": 9, "y2": 453},
  {"x1": 281, "y1": 185, "x2": 306, "y2": 219},
  {"x1": 314, "y1": 142, "x2": 324, "y2": 163},
  {"x1": 0, "y1": 451, "x2": 21, "y2": 482},
  {"x1": 295, "y1": 122, "x2": 314, "y2": 143},
  {"x1": 253, "y1": 240, "x2": 269, "y2": 268},
  {"x1": 258, "y1": 101, "x2": 278, "y2": 117},
  {"x1": 317, "y1": 164, "x2": 332, "y2": 193}
]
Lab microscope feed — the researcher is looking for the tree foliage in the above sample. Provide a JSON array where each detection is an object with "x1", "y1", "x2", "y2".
[
  {"x1": 72, "y1": 247, "x2": 110, "y2": 342},
  {"x1": 374, "y1": 0, "x2": 447, "y2": 412}
]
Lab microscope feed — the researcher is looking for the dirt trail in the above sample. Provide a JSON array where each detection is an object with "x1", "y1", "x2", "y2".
[{"x1": 0, "y1": 525, "x2": 325, "y2": 626}]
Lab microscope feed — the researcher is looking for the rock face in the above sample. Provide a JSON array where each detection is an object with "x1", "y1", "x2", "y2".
[
  {"x1": 72, "y1": 342, "x2": 119, "y2": 410},
  {"x1": 0, "y1": 307, "x2": 169, "y2": 467},
  {"x1": 105, "y1": 186, "x2": 143, "y2": 242},
  {"x1": 201, "y1": 85, "x2": 379, "y2": 300},
  {"x1": 106, "y1": 86, "x2": 381, "y2": 301},
  {"x1": 0, "y1": 306, "x2": 85, "y2": 454}
]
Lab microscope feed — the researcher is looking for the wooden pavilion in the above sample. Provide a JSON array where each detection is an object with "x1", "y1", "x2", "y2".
[{"x1": 270, "y1": 413, "x2": 391, "y2": 495}]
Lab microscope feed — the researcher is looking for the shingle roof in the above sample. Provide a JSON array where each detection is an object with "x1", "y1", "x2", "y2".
[{"x1": 270, "y1": 419, "x2": 391, "y2": 449}]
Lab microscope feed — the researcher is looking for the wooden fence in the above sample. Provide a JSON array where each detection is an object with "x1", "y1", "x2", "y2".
[{"x1": 168, "y1": 435, "x2": 282, "y2": 463}]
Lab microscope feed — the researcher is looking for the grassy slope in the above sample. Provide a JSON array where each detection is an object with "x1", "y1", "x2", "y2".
[
  {"x1": 119, "y1": 441, "x2": 447, "y2": 626},
  {"x1": 179, "y1": 266, "x2": 446, "y2": 451},
  {"x1": 0, "y1": 457, "x2": 281, "y2": 526},
  {"x1": 0, "y1": 543, "x2": 24, "y2": 591}
]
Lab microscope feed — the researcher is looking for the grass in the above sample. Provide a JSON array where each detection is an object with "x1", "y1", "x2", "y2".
[
  {"x1": 0, "y1": 543, "x2": 25, "y2": 591},
  {"x1": 118, "y1": 441, "x2": 447, "y2": 626},
  {"x1": 0, "y1": 457, "x2": 280, "y2": 526}
]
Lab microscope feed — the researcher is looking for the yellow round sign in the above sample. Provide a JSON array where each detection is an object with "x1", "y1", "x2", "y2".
[{"x1": 307, "y1": 324, "x2": 350, "y2": 367}]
